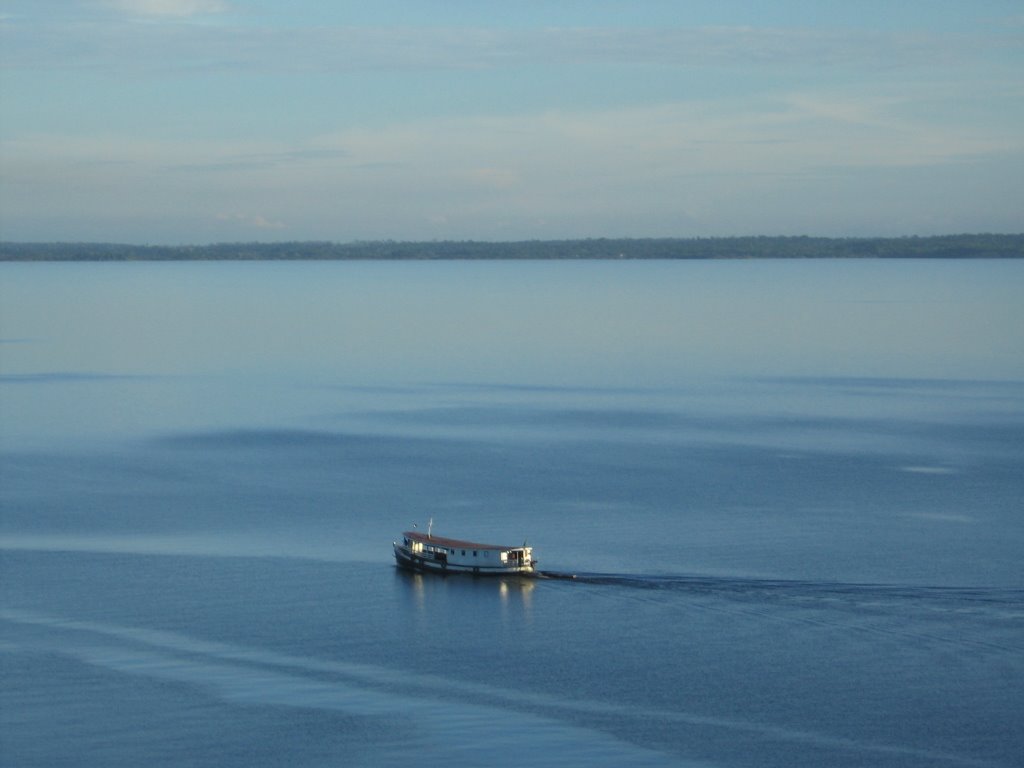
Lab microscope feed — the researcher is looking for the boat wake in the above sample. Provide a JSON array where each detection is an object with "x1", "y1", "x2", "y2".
[
  {"x1": 535, "y1": 571, "x2": 1024, "y2": 658},
  {"x1": 543, "y1": 570, "x2": 1022, "y2": 604}
]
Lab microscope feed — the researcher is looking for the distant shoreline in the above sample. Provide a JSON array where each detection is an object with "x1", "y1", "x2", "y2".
[{"x1": 2, "y1": 235, "x2": 1022, "y2": 261}]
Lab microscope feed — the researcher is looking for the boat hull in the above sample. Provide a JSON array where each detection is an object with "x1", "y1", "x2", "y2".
[{"x1": 393, "y1": 543, "x2": 535, "y2": 576}]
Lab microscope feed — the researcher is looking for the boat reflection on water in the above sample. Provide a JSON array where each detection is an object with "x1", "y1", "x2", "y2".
[{"x1": 395, "y1": 567, "x2": 535, "y2": 629}]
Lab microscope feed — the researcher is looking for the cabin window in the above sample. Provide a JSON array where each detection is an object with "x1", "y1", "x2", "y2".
[
  {"x1": 473, "y1": 550, "x2": 478, "y2": 557},
  {"x1": 461, "y1": 550, "x2": 466, "y2": 556}
]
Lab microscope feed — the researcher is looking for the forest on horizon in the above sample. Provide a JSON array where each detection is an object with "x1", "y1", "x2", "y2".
[{"x1": 2, "y1": 234, "x2": 1022, "y2": 261}]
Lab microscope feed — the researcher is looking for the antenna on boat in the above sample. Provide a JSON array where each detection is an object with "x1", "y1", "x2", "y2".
[{"x1": 427, "y1": 517, "x2": 433, "y2": 539}]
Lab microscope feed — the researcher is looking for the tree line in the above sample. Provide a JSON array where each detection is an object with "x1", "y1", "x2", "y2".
[{"x1": 2, "y1": 234, "x2": 1021, "y2": 261}]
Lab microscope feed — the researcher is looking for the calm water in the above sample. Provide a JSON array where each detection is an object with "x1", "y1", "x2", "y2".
[{"x1": 2, "y1": 260, "x2": 1023, "y2": 767}]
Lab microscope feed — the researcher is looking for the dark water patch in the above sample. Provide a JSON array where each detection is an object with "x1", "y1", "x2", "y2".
[
  {"x1": 0, "y1": 371, "x2": 150, "y2": 384},
  {"x1": 755, "y1": 376, "x2": 1024, "y2": 408},
  {"x1": 756, "y1": 375, "x2": 1024, "y2": 392},
  {"x1": 364, "y1": 404, "x2": 697, "y2": 431},
  {"x1": 321, "y1": 383, "x2": 437, "y2": 395},
  {"x1": 147, "y1": 428, "x2": 473, "y2": 476},
  {"x1": 0, "y1": 437, "x2": 411, "y2": 538},
  {"x1": 364, "y1": 402, "x2": 1024, "y2": 442},
  {"x1": 425, "y1": 381, "x2": 669, "y2": 395},
  {"x1": 153, "y1": 427, "x2": 439, "y2": 451},
  {"x1": 0, "y1": 450, "x2": 212, "y2": 534}
]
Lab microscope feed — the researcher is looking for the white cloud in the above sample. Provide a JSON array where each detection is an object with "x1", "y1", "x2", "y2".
[{"x1": 99, "y1": 0, "x2": 229, "y2": 18}]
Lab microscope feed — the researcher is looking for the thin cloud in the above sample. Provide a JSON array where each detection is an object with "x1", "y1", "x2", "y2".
[
  {"x1": 3, "y1": 92, "x2": 1019, "y2": 221},
  {"x1": 163, "y1": 148, "x2": 350, "y2": 174},
  {"x1": 215, "y1": 212, "x2": 286, "y2": 230},
  {"x1": 97, "y1": 0, "x2": 230, "y2": 18},
  {"x1": 1, "y1": 22, "x2": 1010, "y2": 74},
  {"x1": 993, "y1": 13, "x2": 1024, "y2": 28}
]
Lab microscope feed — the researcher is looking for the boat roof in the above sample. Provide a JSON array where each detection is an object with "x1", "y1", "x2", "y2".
[{"x1": 403, "y1": 531, "x2": 528, "y2": 551}]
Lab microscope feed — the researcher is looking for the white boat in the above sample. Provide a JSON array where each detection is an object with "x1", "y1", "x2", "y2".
[{"x1": 393, "y1": 524, "x2": 536, "y2": 576}]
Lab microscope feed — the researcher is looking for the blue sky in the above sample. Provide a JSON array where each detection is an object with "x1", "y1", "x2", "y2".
[{"x1": 1, "y1": 1, "x2": 1022, "y2": 243}]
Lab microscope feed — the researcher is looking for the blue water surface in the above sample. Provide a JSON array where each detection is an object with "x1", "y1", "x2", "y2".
[{"x1": 2, "y1": 259, "x2": 1023, "y2": 767}]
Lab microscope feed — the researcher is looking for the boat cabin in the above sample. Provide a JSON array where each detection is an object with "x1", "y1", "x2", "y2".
[{"x1": 398, "y1": 530, "x2": 535, "y2": 574}]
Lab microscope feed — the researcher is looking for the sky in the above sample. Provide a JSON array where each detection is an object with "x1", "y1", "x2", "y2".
[{"x1": 1, "y1": 1, "x2": 1022, "y2": 244}]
